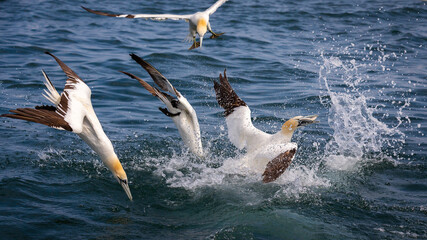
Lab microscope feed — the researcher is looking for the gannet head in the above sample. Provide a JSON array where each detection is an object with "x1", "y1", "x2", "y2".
[
  {"x1": 108, "y1": 157, "x2": 133, "y2": 201},
  {"x1": 197, "y1": 18, "x2": 208, "y2": 47},
  {"x1": 281, "y1": 115, "x2": 319, "y2": 135}
]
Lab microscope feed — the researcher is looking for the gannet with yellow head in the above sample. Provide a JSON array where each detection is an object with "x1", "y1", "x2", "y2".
[
  {"x1": 82, "y1": 0, "x2": 228, "y2": 50},
  {"x1": 1, "y1": 52, "x2": 133, "y2": 200},
  {"x1": 214, "y1": 70, "x2": 319, "y2": 183},
  {"x1": 121, "y1": 53, "x2": 204, "y2": 157}
]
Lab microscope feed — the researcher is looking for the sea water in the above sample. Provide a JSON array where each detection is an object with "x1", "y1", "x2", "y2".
[{"x1": 0, "y1": 0, "x2": 425, "y2": 239}]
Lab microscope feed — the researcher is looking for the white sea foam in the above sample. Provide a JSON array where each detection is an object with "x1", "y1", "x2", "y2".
[{"x1": 139, "y1": 146, "x2": 330, "y2": 202}]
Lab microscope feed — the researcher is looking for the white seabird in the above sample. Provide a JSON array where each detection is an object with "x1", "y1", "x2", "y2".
[
  {"x1": 82, "y1": 0, "x2": 228, "y2": 50},
  {"x1": 213, "y1": 70, "x2": 318, "y2": 183},
  {"x1": 121, "y1": 53, "x2": 204, "y2": 157},
  {"x1": 1, "y1": 52, "x2": 133, "y2": 200}
]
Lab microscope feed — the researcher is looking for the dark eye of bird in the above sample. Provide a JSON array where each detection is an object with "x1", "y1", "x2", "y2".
[{"x1": 119, "y1": 178, "x2": 127, "y2": 185}]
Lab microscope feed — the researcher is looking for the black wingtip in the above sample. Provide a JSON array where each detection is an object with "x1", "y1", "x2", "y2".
[
  {"x1": 1, "y1": 113, "x2": 18, "y2": 119},
  {"x1": 129, "y1": 54, "x2": 153, "y2": 71},
  {"x1": 81, "y1": 6, "x2": 93, "y2": 12},
  {"x1": 44, "y1": 51, "x2": 56, "y2": 59},
  {"x1": 130, "y1": 53, "x2": 143, "y2": 62},
  {"x1": 35, "y1": 105, "x2": 56, "y2": 111},
  {"x1": 45, "y1": 51, "x2": 57, "y2": 60},
  {"x1": 120, "y1": 70, "x2": 135, "y2": 79}
]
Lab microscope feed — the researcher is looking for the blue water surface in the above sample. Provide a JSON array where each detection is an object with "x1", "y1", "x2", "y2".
[{"x1": 0, "y1": 0, "x2": 426, "y2": 239}]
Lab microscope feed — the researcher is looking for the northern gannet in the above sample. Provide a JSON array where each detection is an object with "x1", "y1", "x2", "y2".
[
  {"x1": 214, "y1": 70, "x2": 318, "y2": 183},
  {"x1": 121, "y1": 53, "x2": 204, "y2": 157},
  {"x1": 1, "y1": 52, "x2": 133, "y2": 200},
  {"x1": 82, "y1": 0, "x2": 228, "y2": 50}
]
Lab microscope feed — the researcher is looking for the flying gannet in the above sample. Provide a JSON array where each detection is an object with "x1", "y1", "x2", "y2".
[
  {"x1": 1, "y1": 52, "x2": 133, "y2": 200},
  {"x1": 121, "y1": 53, "x2": 204, "y2": 157},
  {"x1": 213, "y1": 70, "x2": 318, "y2": 183},
  {"x1": 82, "y1": 0, "x2": 228, "y2": 50}
]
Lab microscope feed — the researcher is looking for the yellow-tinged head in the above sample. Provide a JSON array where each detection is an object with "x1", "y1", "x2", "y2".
[
  {"x1": 281, "y1": 115, "x2": 319, "y2": 135},
  {"x1": 281, "y1": 118, "x2": 299, "y2": 134},
  {"x1": 109, "y1": 156, "x2": 133, "y2": 201},
  {"x1": 197, "y1": 18, "x2": 207, "y2": 47},
  {"x1": 197, "y1": 18, "x2": 207, "y2": 36}
]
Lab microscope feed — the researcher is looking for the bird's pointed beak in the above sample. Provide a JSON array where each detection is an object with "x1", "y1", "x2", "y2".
[
  {"x1": 118, "y1": 178, "x2": 133, "y2": 201},
  {"x1": 199, "y1": 36, "x2": 203, "y2": 48},
  {"x1": 297, "y1": 115, "x2": 319, "y2": 127}
]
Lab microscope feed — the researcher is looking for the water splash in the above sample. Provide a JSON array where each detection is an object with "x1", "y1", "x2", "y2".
[
  {"x1": 318, "y1": 52, "x2": 405, "y2": 171},
  {"x1": 136, "y1": 141, "x2": 330, "y2": 203},
  {"x1": 273, "y1": 165, "x2": 330, "y2": 199}
]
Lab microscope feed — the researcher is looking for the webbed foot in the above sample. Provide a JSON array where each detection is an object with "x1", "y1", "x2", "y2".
[
  {"x1": 210, "y1": 32, "x2": 224, "y2": 39},
  {"x1": 189, "y1": 41, "x2": 201, "y2": 50},
  {"x1": 159, "y1": 107, "x2": 180, "y2": 117}
]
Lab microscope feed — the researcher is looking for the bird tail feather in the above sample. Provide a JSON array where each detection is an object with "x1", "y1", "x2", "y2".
[{"x1": 41, "y1": 70, "x2": 61, "y2": 106}]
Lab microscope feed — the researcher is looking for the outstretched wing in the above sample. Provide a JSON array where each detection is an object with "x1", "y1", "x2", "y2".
[
  {"x1": 214, "y1": 70, "x2": 270, "y2": 150},
  {"x1": 262, "y1": 147, "x2": 297, "y2": 183},
  {"x1": 205, "y1": 0, "x2": 228, "y2": 15},
  {"x1": 1, "y1": 106, "x2": 72, "y2": 131},
  {"x1": 82, "y1": 6, "x2": 192, "y2": 21}
]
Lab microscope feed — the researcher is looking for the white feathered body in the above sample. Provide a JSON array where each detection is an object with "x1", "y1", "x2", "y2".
[
  {"x1": 46, "y1": 78, "x2": 118, "y2": 166},
  {"x1": 226, "y1": 106, "x2": 296, "y2": 172},
  {"x1": 169, "y1": 95, "x2": 204, "y2": 157}
]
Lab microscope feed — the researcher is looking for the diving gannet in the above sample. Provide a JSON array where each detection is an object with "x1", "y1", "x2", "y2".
[
  {"x1": 214, "y1": 70, "x2": 318, "y2": 183},
  {"x1": 1, "y1": 52, "x2": 133, "y2": 200},
  {"x1": 82, "y1": 0, "x2": 228, "y2": 50},
  {"x1": 121, "y1": 53, "x2": 204, "y2": 157}
]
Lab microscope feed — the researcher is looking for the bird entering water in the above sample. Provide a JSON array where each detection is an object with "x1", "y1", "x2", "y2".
[
  {"x1": 82, "y1": 0, "x2": 228, "y2": 50},
  {"x1": 1, "y1": 52, "x2": 133, "y2": 200},
  {"x1": 214, "y1": 70, "x2": 319, "y2": 183},
  {"x1": 121, "y1": 53, "x2": 204, "y2": 157}
]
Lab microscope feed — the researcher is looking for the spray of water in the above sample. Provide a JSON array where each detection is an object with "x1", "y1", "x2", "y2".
[{"x1": 319, "y1": 52, "x2": 405, "y2": 171}]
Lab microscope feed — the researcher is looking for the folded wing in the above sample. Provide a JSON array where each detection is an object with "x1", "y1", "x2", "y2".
[
  {"x1": 120, "y1": 71, "x2": 178, "y2": 115},
  {"x1": 262, "y1": 147, "x2": 297, "y2": 183},
  {"x1": 2, "y1": 52, "x2": 89, "y2": 133},
  {"x1": 129, "y1": 54, "x2": 180, "y2": 97},
  {"x1": 122, "y1": 54, "x2": 203, "y2": 157},
  {"x1": 41, "y1": 70, "x2": 61, "y2": 106},
  {"x1": 47, "y1": 52, "x2": 90, "y2": 133}
]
